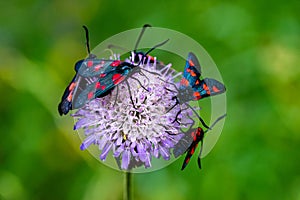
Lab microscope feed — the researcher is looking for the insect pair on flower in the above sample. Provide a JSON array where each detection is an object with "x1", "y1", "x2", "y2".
[
  {"x1": 58, "y1": 25, "x2": 167, "y2": 116},
  {"x1": 58, "y1": 25, "x2": 226, "y2": 171}
]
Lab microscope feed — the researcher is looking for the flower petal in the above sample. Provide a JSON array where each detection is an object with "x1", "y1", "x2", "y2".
[
  {"x1": 121, "y1": 149, "x2": 130, "y2": 170},
  {"x1": 100, "y1": 142, "x2": 112, "y2": 160},
  {"x1": 80, "y1": 135, "x2": 96, "y2": 150}
]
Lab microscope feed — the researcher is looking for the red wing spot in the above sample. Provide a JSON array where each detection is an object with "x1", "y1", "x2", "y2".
[
  {"x1": 195, "y1": 80, "x2": 200, "y2": 85},
  {"x1": 192, "y1": 131, "x2": 197, "y2": 140},
  {"x1": 112, "y1": 73, "x2": 122, "y2": 81},
  {"x1": 101, "y1": 85, "x2": 106, "y2": 90},
  {"x1": 189, "y1": 60, "x2": 195, "y2": 67},
  {"x1": 111, "y1": 60, "x2": 121, "y2": 67},
  {"x1": 113, "y1": 76, "x2": 125, "y2": 85},
  {"x1": 191, "y1": 71, "x2": 197, "y2": 77},
  {"x1": 212, "y1": 86, "x2": 221, "y2": 93},
  {"x1": 196, "y1": 128, "x2": 202, "y2": 136},
  {"x1": 99, "y1": 73, "x2": 106, "y2": 78},
  {"x1": 203, "y1": 84, "x2": 211, "y2": 95},
  {"x1": 94, "y1": 64, "x2": 102, "y2": 71},
  {"x1": 190, "y1": 147, "x2": 195, "y2": 155},
  {"x1": 193, "y1": 91, "x2": 201, "y2": 98},
  {"x1": 87, "y1": 92, "x2": 94, "y2": 100},
  {"x1": 185, "y1": 158, "x2": 190, "y2": 164},
  {"x1": 112, "y1": 73, "x2": 125, "y2": 84},
  {"x1": 69, "y1": 82, "x2": 76, "y2": 91},
  {"x1": 95, "y1": 82, "x2": 106, "y2": 91},
  {"x1": 203, "y1": 84, "x2": 209, "y2": 91},
  {"x1": 95, "y1": 82, "x2": 101, "y2": 89},
  {"x1": 187, "y1": 68, "x2": 197, "y2": 77},
  {"x1": 67, "y1": 93, "x2": 73, "y2": 102},
  {"x1": 191, "y1": 131, "x2": 195, "y2": 138},
  {"x1": 193, "y1": 135, "x2": 197, "y2": 141},
  {"x1": 180, "y1": 78, "x2": 189, "y2": 86},
  {"x1": 87, "y1": 60, "x2": 93, "y2": 67}
]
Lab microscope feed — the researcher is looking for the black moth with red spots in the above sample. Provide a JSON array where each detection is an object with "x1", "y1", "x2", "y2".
[
  {"x1": 167, "y1": 52, "x2": 226, "y2": 128},
  {"x1": 174, "y1": 114, "x2": 226, "y2": 170},
  {"x1": 167, "y1": 52, "x2": 226, "y2": 170},
  {"x1": 58, "y1": 25, "x2": 167, "y2": 115}
]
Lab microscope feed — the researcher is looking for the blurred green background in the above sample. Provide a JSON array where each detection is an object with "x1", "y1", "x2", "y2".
[{"x1": 1, "y1": 0, "x2": 299, "y2": 199}]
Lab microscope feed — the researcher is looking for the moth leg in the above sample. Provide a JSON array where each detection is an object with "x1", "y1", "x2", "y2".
[
  {"x1": 138, "y1": 71, "x2": 150, "y2": 88},
  {"x1": 158, "y1": 78, "x2": 180, "y2": 92},
  {"x1": 125, "y1": 80, "x2": 136, "y2": 109},
  {"x1": 113, "y1": 85, "x2": 119, "y2": 107},
  {"x1": 185, "y1": 103, "x2": 209, "y2": 129},
  {"x1": 130, "y1": 76, "x2": 149, "y2": 92},
  {"x1": 197, "y1": 140, "x2": 204, "y2": 169},
  {"x1": 173, "y1": 109, "x2": 181, "y2": 124},
  {"x1": 172, "y1": 106, "x2": 189, "y2": 124},
  {"x1": 166, "y1": 96, "x2": 179, "y2": 113}
]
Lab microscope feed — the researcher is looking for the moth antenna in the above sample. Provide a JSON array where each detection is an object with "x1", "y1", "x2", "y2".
[
  {"x1": 144, "y1": 38, "x2": 169, "y2": 56},
  {"x1": 134, "y1": 24, "x2": 151, "y2": 51},
  {"x1": 137, "y1": 38, "x2": 169, "y2": 66},
  {"x1": 82, "y1": 25, "x2": 91, "y2": 55},
  {"x1": 204, "y1": 114, "x2": 227, "y2": 133}
]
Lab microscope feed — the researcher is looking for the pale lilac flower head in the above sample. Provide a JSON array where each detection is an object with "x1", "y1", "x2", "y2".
[{"x1": 72, "y1": 53, "x2": 192, "y2": 171}]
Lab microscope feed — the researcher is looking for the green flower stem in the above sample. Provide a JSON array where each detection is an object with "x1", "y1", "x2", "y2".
[{"x1": 124, "y1": 172, "x2": 132, "y2": 200}]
